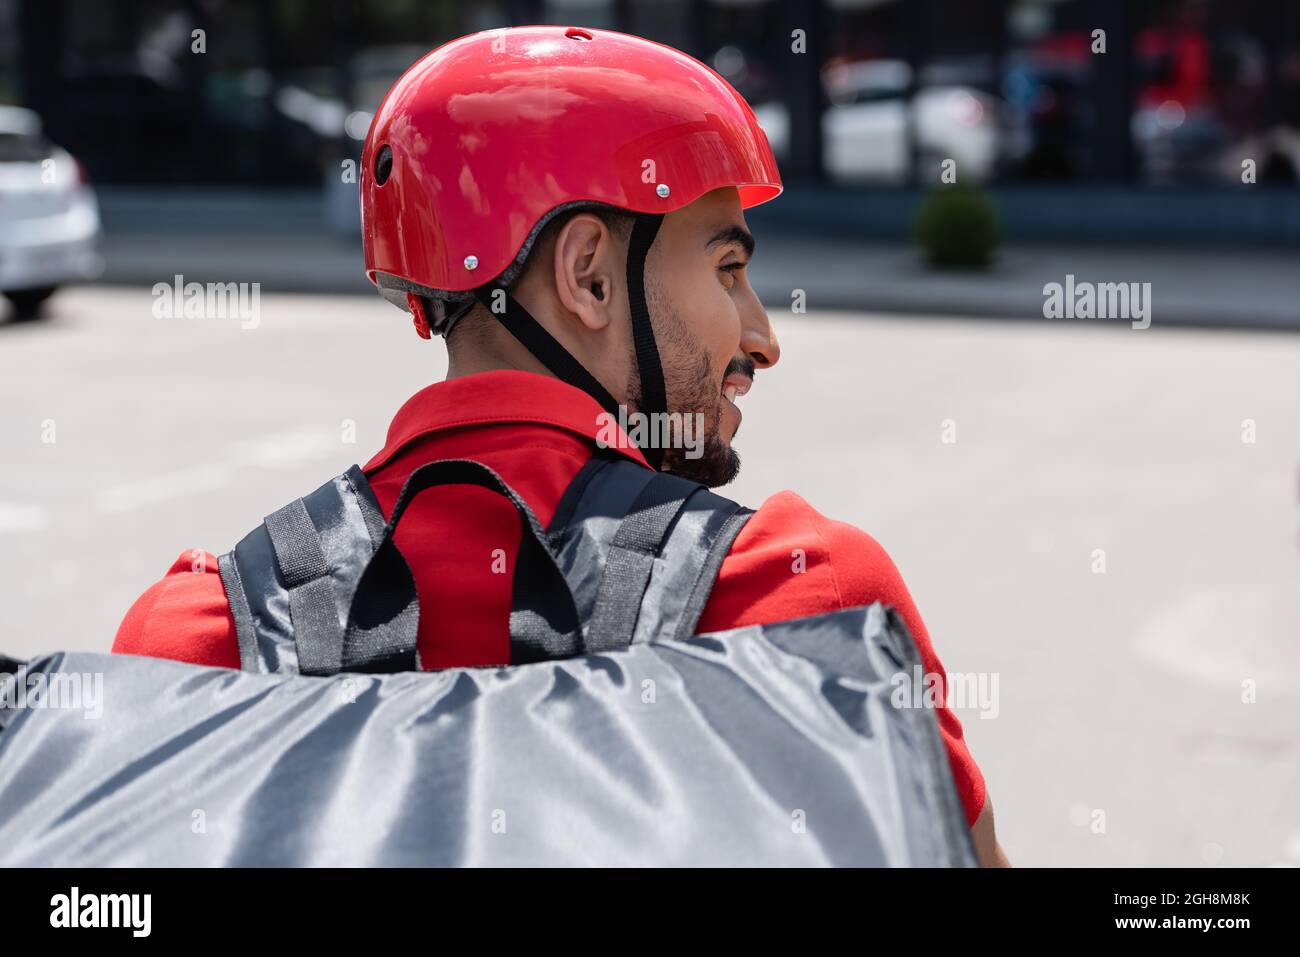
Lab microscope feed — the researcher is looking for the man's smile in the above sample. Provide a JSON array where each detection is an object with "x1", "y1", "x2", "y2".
[
  {"x1": 720, "y1": 356, "x2": 755, "y2": 432},
  {"x1": 721, "y1": 371, "x2": 751, "y2": 419}
]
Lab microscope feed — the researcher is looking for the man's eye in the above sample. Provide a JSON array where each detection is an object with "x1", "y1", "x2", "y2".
[{"x1": 720, "y1": 262, "x2": 746, "y2": 274}]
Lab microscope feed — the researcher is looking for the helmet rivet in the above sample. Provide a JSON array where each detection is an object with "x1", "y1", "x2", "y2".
[
  {"x1": 463, "y1": 255, "x2": 479, "y2": 271},
  {"x1": 655, "y1": 183, "x2": 670, "y2": 199}
]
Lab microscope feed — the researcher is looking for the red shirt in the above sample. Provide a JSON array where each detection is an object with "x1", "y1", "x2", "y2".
[{"x1": 114, "y1": 370, "x2": 986, "y2": 825}]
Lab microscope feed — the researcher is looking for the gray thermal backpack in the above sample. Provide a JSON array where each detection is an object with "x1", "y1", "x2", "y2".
[{"x1": 0, "y1": 455, "x2": 975, "y2": 866}]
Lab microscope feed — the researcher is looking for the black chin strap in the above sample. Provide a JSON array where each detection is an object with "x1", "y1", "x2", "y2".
[
  {"x1": 625, "y1": 213, "x2": 666, "y2": 470},
  {"x1": 471, "y1": 285, "x2": 619, "y2": 418},
  {"x1": 473, "y1": 211, "x2": 667, "y2": 471}
]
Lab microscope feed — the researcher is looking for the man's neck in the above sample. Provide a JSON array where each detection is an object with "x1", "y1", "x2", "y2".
[{"x1": 445, "y1": 333, "x2": 555, "y2": 381}]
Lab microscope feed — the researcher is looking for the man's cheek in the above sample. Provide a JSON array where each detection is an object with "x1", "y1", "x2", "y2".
[
  {"x1": 713, "y1": 335, "x2": 733, "y2": 385},
  {"x1": 698, "y1": 291, "x2": 737, "y2": 358},
  {"x1": 716, "y1": 323, "x2": 743, "y2": 380}
]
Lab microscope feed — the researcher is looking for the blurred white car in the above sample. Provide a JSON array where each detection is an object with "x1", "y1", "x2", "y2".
[
  {"x1": 0, "y1": 107, "x2": 102, "y2": 319},
  {"x1": 753, "y1": 60, "x2": 1001, "y2": 184}
]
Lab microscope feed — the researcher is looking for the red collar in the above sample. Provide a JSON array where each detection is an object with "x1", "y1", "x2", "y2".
[{"x1": 364, "y1": 370, "x2": 652, "y2": 472}]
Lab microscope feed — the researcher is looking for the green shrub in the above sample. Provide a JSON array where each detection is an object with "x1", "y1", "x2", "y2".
[{"x1": 914, "y1": 186, "x2": 1001, "y2": 268}]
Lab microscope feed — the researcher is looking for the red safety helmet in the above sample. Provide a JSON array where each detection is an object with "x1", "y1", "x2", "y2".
[{"x1": 359, "y1": 26, "x2": 782, "y2": 468}]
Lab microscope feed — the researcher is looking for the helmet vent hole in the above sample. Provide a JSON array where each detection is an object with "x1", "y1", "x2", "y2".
[
  {"x1": 374, "y1": 145, "x2": 393, "y2": 186},
  {"x1": 565, "y1": 28, "x2": 593, "y2": 41}
]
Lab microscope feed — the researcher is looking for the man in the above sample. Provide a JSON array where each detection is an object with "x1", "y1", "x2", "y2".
[{"x1": 114, "y1": 26, "x2": 1008, "y2": 866}]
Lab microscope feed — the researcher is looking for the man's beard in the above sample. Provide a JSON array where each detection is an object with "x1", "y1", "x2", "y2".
[
  {"x1": 626, "y1": 286, "x2": 742, "y2": 489},
  {"x1": 658, "y1": 349, "x2": 742, "y2": 488}
]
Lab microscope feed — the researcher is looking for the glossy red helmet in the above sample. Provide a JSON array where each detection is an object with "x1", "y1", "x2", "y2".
[
  {"x1": 361, "y1": 25, "x2": 781, "y2": 306},
  {"x1": 360, "y1": 26, "x2": 781, "y2": 471}
]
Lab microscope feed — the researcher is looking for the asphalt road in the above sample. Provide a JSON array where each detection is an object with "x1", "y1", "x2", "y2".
[{"x1": 2, "y1": 285, "x2": 1298, "y2": 867}]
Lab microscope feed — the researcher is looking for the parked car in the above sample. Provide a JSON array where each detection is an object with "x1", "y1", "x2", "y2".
[
  {"x1": 752, "y1": 59, "x2": 1002, "y2": 184},
  {"x1": 1001, "y1": 52, "x2": 1091, "y2": 179},
  {"x1": 0, "y1": 107, "x2": 101, "y2": 320}
]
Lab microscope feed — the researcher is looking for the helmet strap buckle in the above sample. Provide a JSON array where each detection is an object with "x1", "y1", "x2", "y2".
[{"x1": 406, "y1": 292, "x2": 433, "y2": 340}]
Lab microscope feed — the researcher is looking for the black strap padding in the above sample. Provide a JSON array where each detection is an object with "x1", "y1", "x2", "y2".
[
  {"x1": 673, "y1": 506, "x2": 753, "y2": 641},
  {"x1": 585, "y1": 472, "x2": 698, "y2": 652},
  {"x1": 472, "y1": 286, "x2": 619, "y2": 418},
  {"x1": 545, "y1": 454, "x2": 614, "y2": 538},
  {"x1": 263, "y1": 498, "x2": 344, "y2": 676},
  {"x1": 342, "y1": 459, "x2": 586, "y2": 673},
  {"x1": 344, "y1": 464, "x2": 387, "y2": 548},
  {"x1": 626, "y1": 212, "x2": 666, "y2": 470},
  {"x1": 218, "y1": 551, "x2": 262, "y2": 674},
  {"x1": 264, "y1": 499, "x2": 327, "y2": 586}
]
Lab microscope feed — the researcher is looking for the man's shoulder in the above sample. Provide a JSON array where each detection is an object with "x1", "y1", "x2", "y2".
[
  {"x1": 111, "y1": 550, "x2": 240, "y2": 668},
  {"x1": 696, "y1": 488, "x2": 911, "y2": 633},
  {"x1": 698, "y1": 490, "x2": 988, "y2": 827}
]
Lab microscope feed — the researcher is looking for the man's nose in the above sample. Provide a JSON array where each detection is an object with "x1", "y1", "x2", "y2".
[{"x1": 739, "y1": 285, "x2": 780, "y2": 369}]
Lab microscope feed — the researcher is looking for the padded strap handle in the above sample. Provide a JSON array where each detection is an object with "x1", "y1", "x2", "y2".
[
  {"x1": 585, "y1": 472, "x2": 698, "y2": 652},
  {"x1": 263, "y1": 498, "x2": 345, "y2": 676},
  {"x1": 340, "y1": 459, "x2": 585, "y2": 673}
]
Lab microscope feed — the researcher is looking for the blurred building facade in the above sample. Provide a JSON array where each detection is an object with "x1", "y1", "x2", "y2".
[{"x1": 2, "y1": 0, "x2": 1298, "y2": 239}]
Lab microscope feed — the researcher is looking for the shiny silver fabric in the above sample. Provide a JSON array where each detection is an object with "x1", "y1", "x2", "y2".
[{"x1": 0, "y1": 604, "x2": 975, "y2": 866}]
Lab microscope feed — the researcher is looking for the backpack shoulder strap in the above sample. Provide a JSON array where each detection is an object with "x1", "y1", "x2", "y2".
[
  {"x1": 546, "y1": 457, "x2": 753, "y2": 650},
  {"x1": 219, "y1": 456, "x2": 752, "y2": 674},
  {"x1": 218, "y1": 465, "x2": 384, "y2": 674}
]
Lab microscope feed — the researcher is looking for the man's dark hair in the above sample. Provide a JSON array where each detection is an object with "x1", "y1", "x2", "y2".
[
  {"x1": 533, "y1": 204, "x2": 634, "y2": 257},
  {"x1": 448, "y1": 205, "x2": 634, "y2": 347}
]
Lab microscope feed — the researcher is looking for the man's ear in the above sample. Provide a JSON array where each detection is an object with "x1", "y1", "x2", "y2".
[{"x1": 553, "y1": 213, "x2": 619, "y2": 332}]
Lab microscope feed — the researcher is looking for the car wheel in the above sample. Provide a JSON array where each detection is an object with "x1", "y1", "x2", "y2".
[{"x1": 5, "y1": 286, "x2": 58, "y2": 321}]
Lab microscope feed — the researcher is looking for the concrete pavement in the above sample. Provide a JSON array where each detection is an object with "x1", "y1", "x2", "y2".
[{"x1": 1, "y1": 284, "x2": 1297, "y2": 866}]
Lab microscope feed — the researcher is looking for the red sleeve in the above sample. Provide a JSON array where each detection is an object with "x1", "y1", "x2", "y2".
[
  {"x1": 111, "y1": 550, "x2": 241, "y2": 670},
  {"x1": 699, "y1": 490, "x2": 987, "y2": 827}
]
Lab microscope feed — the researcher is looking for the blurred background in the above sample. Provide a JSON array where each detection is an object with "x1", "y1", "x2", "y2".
[{"x1": 0, "y1": 0, "x2": 1297, "y2": 867}]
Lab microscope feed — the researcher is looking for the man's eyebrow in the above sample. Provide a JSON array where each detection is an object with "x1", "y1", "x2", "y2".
[{"x1": 706, "y1": 224, "x2": 755, "y2": 258}]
